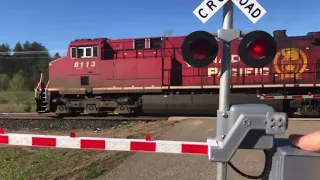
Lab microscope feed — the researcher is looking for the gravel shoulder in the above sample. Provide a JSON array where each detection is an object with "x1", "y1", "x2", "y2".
[{"x1": 100, "y1": 118, "x2": 320, "y2": 180}]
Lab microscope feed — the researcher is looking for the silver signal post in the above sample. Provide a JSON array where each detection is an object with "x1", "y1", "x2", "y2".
[{"x1": 216, "y1": 2, "x2": 233, "y2": 180}]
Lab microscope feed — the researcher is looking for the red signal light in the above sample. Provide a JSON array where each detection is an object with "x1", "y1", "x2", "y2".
[
  {"x1": 189, "y1": 39, "x2": 212, "y2": 59},
  {"x1": 248, "y1": 39, "x2": 269, "y2": 60},
  {"x1": 182, "y1": 31, "x2": 218, "y2": 68},
  {"x1": 238, "y1": 31, "x2": 277, "y2": 68}
]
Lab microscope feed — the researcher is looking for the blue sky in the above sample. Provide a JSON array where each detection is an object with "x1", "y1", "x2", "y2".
[{"x1": 0, "y1": 0, "x2": 319, "y2": 56}]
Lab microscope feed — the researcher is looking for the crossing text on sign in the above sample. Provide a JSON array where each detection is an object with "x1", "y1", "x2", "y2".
[
  {"x1": 231, "y1": 0, "x2": 266, "y2": 23},
  {"x1": 193, "y1": 0, "x2": 228, "y2": 24}
]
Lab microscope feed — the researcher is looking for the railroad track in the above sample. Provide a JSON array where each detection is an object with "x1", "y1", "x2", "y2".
[
  {"x1": 0, "y1": 115, "x2": 168, "y2": 121},
  {"x1": 0, "y1": 113, "x2": 170, "y2": 131},
  {"x1": 0, "y1": 113, "x2": 318, "y2": 132},
  {"x1": 0, "y1": 113, "x2": 168, "y2": 121},
  {"x1": 0, "y1": 113, "x2": 319, "y2": 121}
]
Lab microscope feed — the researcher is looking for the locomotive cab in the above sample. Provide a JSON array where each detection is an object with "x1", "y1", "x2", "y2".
[
  {"x1": 35, "y1": 38, "x2": 107, "y2": 115},
  {"x1": 51, "y1": 39, "x2": 104, "y2": 91}
]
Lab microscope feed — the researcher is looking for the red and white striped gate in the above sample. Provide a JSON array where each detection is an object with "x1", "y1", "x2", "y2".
[
  {"x1": 0, "y1": 128, "x2": 219, "y2": 155},
  {"x1": 258, "y1": 92, "x2": 320, "y2": 100}
]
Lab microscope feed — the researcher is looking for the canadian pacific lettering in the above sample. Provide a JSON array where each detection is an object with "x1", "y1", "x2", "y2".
[
  {"x1": 208, "y1": 67, "x2": 269, "y2": 77},
  {"x1": 185, "y1": 54, "x2": 240, "y2": 67},
  {"x1": 184, "y1": 54, "x2": 269, "y2": 76}
]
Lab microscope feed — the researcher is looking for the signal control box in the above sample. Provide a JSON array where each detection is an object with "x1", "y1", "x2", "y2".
[{"x1": 267, "y1": 138, "x2": 320, "y2": 180}]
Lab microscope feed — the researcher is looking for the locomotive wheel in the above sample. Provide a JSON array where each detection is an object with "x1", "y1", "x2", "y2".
[
  {"x1": 114, "y1": 104, "x2": 131, "y2": 115},
  {"x1": 55, "y1": 105, "x2": 69, "y2": 117},
  {"x1": 85, "y1": 104, "x2": 99, "y2": 114}
]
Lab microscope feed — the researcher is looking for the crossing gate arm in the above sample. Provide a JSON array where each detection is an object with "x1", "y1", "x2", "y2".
[
  {"x1": 0, "y1": 105, "x2": 288, "y2": 163},
  {"x1": 0, "y1": 129, "x2": 218, "y2": 155},
  {"x1": 258, "y1": 92, "x2": 320, "y2": 100}
]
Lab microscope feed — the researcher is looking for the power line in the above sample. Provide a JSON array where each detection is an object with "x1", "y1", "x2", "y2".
[
  {"x1": 0, "y1": 50, "x2": 66, "y2": 55},
  {"x1": 0, "y1": 57, "x2": 51, "y2": 59}
]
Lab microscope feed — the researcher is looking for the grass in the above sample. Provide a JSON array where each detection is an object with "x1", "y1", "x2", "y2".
[
  {"x1": 0, "y1": 91, "x2": 141, "y2": 179},
  {"x1": 0, "y1": 121, "x2": 175, "y2": 180},
  {"x1": 0, "y1": 91, "x2": 36, "y2": 113},
  {"x1": 0, "y1": 147, "x2": 134, "y2": 180},
  {"x1": 0, "y1": 92, "x2": 176, "y2": 179}
]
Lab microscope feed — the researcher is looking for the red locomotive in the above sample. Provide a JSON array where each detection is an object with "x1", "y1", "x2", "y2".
[{"x1": 35, "y1": 30, "x2": 320, "y2": 117}]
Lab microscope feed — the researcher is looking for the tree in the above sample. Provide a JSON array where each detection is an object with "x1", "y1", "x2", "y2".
[
  {"x1": 0, "y1": 39, "x2": 51, "y2": 91},
  {"x1": 13, "y1": 42, "x2": 23, "y2": 51},
  {"x1": 0, "y1": 44, "x2": 11, "y2": 76},
  {"x1": 163, "y1": 29, "x2": 173, "y2": 37},
  {"x1": 12, "y1": 42, "x2": 24, "y2": 74},
  {"x1": 53, "y1": 52, "x2": 61, "y2": 60},
  {"x1": 0, "y1": 74, "x2": 10, "y2": 91},
  {"x1": 20, "y1": 41, "x2": 50, "y2": 90}
]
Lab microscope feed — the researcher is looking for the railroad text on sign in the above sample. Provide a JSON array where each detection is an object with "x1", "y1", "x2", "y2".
[
  {"x1": 193, "y1": 0, "x2": 228, "y2": 23},
  {"x1": 231, "y1": 0, "x2": 266, "y2": 23}
]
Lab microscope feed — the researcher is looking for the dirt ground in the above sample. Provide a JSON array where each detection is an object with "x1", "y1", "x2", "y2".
[{"x1": 0, "y1": 119, "x2": 179, "y2": 180}]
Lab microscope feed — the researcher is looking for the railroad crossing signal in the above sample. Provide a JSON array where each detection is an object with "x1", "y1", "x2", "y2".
[
  {"x1": 194, "y1": 0, "x2": 267, "y2": 24},
  {"x1": 181, "y1": 30, "x2": 277, "y2": 68},
  {"x1": 192, "y1": 1, "x2": 272, "y2": 180}
]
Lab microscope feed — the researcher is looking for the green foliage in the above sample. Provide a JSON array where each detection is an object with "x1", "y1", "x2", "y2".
[
  {"x1": 0, "y1": 148, "x2": 133, "y2": 180},
  {"x1": 84, "y1": 164, "x2": 103, "y2": 179},
  {"x1": 0, "y1": 91, "x2": 35, "y2": 113},
  {"x1": 9, "y1": 72, "x2": 25, "y2": 91},
  {"x1": 24, "y1": 102, "x2": 32, "y2": 112},
  {"x1": 0, "y1": 41, "x2": 60, "y2": 91},
  {"x1": 163, "y1": 29, "x2": 173, "y2": 37},
  {"x1": 0, "y1": 74, "x2": 10, "y2": 91},
  {"x1": 53, "y1": 52, "x2": 61, "y2": 60}
]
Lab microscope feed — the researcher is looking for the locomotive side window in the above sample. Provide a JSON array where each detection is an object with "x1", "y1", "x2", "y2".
[
  {"x1": 71, "y1": 47, "x2": 77, "y2": 58},
  {"x1": 86, "y1": 48, "x2": 92, "y2": 57},
  {"x1": 150, "y1": 38, "x2": 162, "y2": 49},
  {"x1": 77, "y1": 48, "x2": 84, "y2": 58},
  {"x1": 93, "y1": 46, "x2": 98, "y2": 57},
  {"x1": 71, "y1": 46, "x2": 99, "y2": 59},
  {"x1": 134, "y1": 39, "x2": 145, "y2": 50}
]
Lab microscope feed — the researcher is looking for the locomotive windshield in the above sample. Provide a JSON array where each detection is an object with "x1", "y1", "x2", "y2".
[{"x1": 70, "y1": 46, "x2": 98, "y2": 58}]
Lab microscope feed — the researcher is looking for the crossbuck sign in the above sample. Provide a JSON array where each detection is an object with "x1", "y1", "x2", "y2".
[{"x1": 194, "y1": 0, "x2": 267, "y2": 24}]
